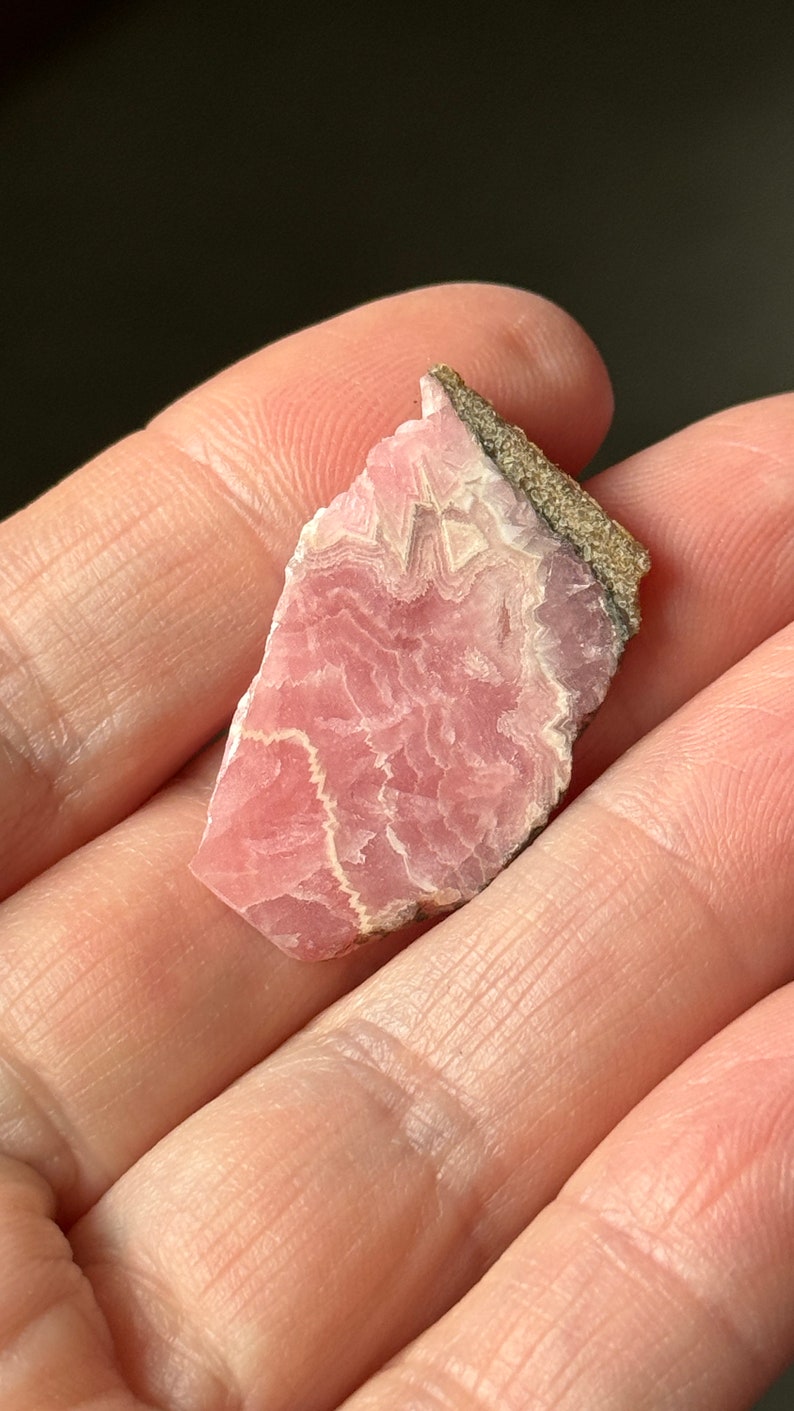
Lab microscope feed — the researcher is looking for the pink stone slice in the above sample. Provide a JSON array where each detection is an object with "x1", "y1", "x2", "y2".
[{"x1": 191, "y1": 367, "x2": 650, "y2": 961}]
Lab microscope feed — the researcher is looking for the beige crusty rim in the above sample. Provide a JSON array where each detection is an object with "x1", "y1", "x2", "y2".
[{"x1": 429, "y1": 363, "x2": 651, "y2": 643}]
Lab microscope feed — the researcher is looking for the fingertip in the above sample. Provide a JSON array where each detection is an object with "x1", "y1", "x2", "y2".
[
  {"x1": 455, "y1": 282, "x2": 615, "y2": 472},
  {"x1": 153, "y1": 280, "x2": 614, "y2": 521},
  {"x1": 361, "y1": 280, "x2": 615, "y2": 473}
]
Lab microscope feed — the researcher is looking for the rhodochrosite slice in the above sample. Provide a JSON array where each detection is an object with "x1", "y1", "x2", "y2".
[{"x1": 192, "y1": 367, "x2": 650, "y2": 960}]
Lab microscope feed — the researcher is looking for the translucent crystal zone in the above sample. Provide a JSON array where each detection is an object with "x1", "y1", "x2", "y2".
[
  {"x1": 191, "y1": 370, "x2": 650, "y2": 960},
  {"x1": 429, "y1": 363, "x2": 650, "y2": 641}
]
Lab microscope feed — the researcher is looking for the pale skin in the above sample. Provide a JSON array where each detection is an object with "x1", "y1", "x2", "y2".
[{"x1": 0, "y1": 283, "x2": 793, "y2": 1411}]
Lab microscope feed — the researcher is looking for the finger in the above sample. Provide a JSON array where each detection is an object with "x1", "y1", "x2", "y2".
[
  {"x1": 0, "y1": 1158, "x2": 140, "y2": 1410},
  {"x1": 3, "y1": 395, "x2": 794, "y2": 1224},
  {"x1": 71, "y1": 626, "x2": 794, "y2": 1411},
  {"x1": 342, "y1": 981, "x2": 794, "y2": 1411},
  {"x1": 574, "y1": 390, "x2": 794, "y2": 793},
  {"x1": 0, "y1": 757, "x2": 412, "y2": 1222},
  {"x1": 0, "y1": 282, "x2": 612, "y2": 898}
]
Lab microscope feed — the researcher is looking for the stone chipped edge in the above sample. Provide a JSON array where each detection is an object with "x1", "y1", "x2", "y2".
[{"x1": 429, "y1": 363, "x2": 651, "y2": 643}]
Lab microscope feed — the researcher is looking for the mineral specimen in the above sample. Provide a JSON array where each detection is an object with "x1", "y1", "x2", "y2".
[{"x1": 191, "y1": 366, "x2": 650, "y2": 960}]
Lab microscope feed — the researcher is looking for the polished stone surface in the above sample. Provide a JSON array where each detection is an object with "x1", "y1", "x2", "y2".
[{"x1": 192, "y1": 372, "x2": 644, "y2": 960}]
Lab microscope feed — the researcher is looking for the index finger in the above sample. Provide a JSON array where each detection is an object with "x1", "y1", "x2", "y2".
[{"x1": 0, "y1": 282, "x2": 612, "y2": 897}]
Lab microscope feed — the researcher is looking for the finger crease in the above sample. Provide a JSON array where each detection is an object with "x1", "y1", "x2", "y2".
[
  {"x1": 151, "y1": 422, "x2": 303, "y2": 559},
  {"x1": 314, "y1": 1019, "x2": 506, "y2": 1281},
  {"x1": 82, "y1": 1251, "x2": 244, "y2": 1411},
  {"x1": 557, "y1": 1189, "x2": 768, "y2": 1382},
  {"x1": 0, "y1": 606, "x2": 77, "y2": 826},
  {"x1": 587, "y1": 795, "x2": 756, "y2": 994},
  {"x1": 0, "y1": 1032, "x2": 81, "y2": 1214},
  {"x1": 380, "y1": 1349, "x2": 507, "y2": 1411}
]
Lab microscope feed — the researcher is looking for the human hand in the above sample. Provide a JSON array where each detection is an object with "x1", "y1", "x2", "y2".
[{"x1": 1, "y1": 284, "x2": 792, "y2": 1411}]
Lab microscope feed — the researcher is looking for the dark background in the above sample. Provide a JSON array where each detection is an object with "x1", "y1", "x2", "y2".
[
  {"x1": 1, "y1": 3, "x2": 793, "y2": 1405},
  {"x1": 2, "y1": 0, "x2": 793, "y2": 518}
]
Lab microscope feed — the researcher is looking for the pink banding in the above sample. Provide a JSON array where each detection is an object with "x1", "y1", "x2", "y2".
[{"x1": 192, "y1": 378, "x2": 621, "y2": 960}]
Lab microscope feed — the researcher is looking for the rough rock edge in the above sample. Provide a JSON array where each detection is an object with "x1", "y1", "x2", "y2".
[{"x1": 429, "y1": 364, "x2": 651, "y2": 644}]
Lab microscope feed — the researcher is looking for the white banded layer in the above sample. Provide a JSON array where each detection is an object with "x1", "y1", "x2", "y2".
[{"x1": 192, "y1": 375, "x2": 627, "y2": 960}]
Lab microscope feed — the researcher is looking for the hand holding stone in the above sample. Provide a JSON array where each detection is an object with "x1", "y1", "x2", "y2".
[{"x1": 0, "y1": 285, "x2": 792, "y2": 1411}]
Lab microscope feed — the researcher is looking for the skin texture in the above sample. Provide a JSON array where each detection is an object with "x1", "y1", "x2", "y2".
[{"x1": 0, "y1": 282, "x2": 792, "y2": 1411}]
